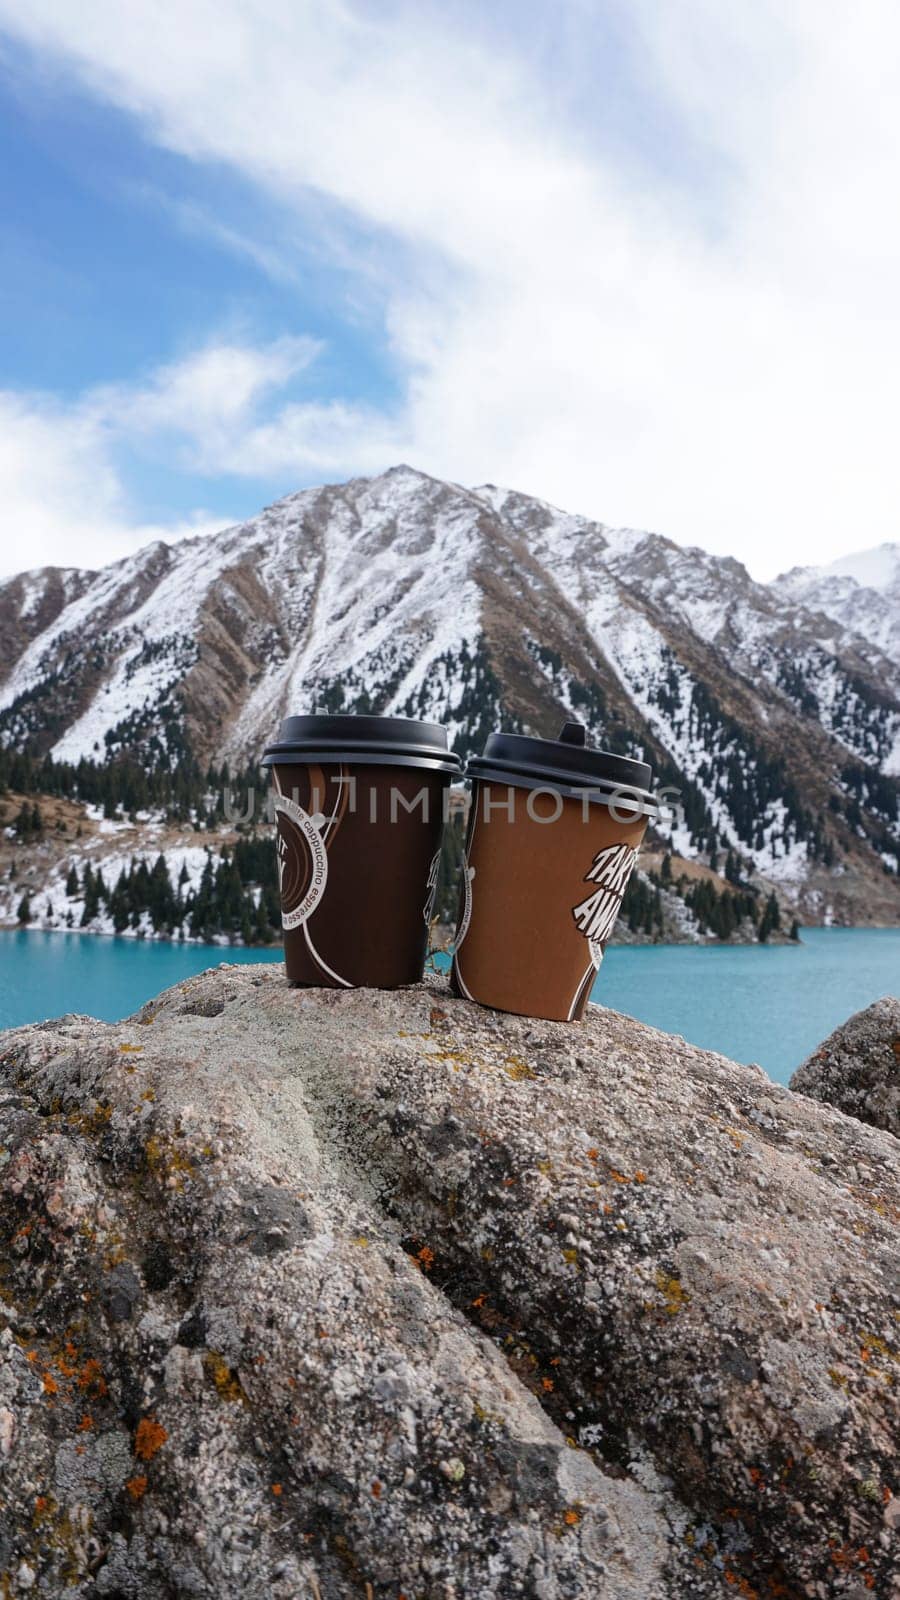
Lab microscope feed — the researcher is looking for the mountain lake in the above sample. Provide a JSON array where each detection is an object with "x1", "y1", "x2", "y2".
[{"x1": 1, "y1": 925, "x2": 897, "y2": 1086}]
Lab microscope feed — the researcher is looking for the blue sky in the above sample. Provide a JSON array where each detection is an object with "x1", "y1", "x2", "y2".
[
  {"x1": 0, "y1": 1, "x2": 898, "y2": 579},
  {"x1": 0, "y1": 38, "x2": 406, "y2": 535}
]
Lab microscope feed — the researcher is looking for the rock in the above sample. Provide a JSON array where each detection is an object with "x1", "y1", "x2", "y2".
[
  {"x1": 791, "y1": 996, "x2": 900, "y2": 1137},
  {"x1": 1, "y1": 965, "x2": 899, "y2": 1597}
]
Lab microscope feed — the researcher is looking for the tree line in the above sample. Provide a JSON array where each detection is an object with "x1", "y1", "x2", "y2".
[
  {"x1": 0, "y1": 745, "x2": 258, "y2": 828},
  {"x1": 17, "y1": 838, "x2": 281, "y2": 944},
  {"x1": 620, "y1": 853, "x2": 797, "y2": 943}
]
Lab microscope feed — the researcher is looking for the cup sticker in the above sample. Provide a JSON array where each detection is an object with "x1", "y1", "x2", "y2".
[
  {"x1": 274, "y1": 795, "x2": 329, "y2": 930},
  {"x1": 572, "y1": 843, "x2": 638, "y2": 962},
  {"x1": 454, "y1": 865, "x2": 476, "y2": 949},
  {"x1": 423, "y1": 847, "x2": 441, "y2": 925}
]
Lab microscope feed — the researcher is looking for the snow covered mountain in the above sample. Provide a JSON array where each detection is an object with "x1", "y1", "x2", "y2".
[
  {"x1": 2, "y1": 466, "x2": 899, "y2": 925},
  {"x1": 774, "y1": 542, "x2": 900, "y2": 672}
]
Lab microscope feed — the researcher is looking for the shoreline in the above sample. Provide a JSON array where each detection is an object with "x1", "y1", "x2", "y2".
[{"x1": 3, "y1": 920, "x2": 899, "y2": 950}]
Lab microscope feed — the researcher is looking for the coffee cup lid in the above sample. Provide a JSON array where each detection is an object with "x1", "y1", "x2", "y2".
[
  {"x1": 466, "y1": 720, "x2": 658, "y2": 812},
  {"x1": 261, "y1": 713, "x2": 463, "y2": 776}
]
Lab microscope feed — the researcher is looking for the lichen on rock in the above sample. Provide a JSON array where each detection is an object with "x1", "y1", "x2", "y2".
[{"x1": 1, "y1": 964, "x2": 899, "y2": 1597}]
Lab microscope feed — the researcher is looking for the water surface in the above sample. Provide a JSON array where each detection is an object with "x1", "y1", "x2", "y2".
[
  {"x1": 591, "y1": 927, "x2": 899, "y2": 1083},
  {"x1": 1, "y1": 926, "x2": 897, "y2": 1085}
]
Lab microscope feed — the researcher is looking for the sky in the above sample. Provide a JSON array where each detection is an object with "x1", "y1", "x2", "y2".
[{"x1": 0, "y1": 1, "x2": 899, "y2": 582}]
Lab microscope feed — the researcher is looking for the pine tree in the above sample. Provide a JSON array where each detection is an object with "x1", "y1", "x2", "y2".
[
  {"x1": 724, "y1": 850, "x2": 743, "y2": 886},
  {"x1": 758, "y1": 892, "x2": 781, "y2": 943},
  {"x1": 110, "y1": 868, "x2": 131, "y2": 934},
  {"x1": 80, "y1": 864, "x2": 100, "y2": 926},
  {"x1": 65, "y1": 864, "x2": 79, "y2": 897},
  {"x1": 16, "y1": 893, "x2": 31, "y2": 925}
]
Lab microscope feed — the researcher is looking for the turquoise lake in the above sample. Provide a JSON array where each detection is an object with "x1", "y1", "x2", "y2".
[{"x1": 0, "y1": 926, "x2": 897, "y2": 1085}]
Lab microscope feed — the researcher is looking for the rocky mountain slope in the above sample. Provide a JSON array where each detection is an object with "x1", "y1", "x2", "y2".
[
  {"x1": 2, "y1": 967, "x2": 900, "y2": 1597},
  {"x1": 775, "y1": 541, "x2": 900, "y2": 672},
  {"x1": 1, "y1": 467, "x2": 899, "y2": 926}
]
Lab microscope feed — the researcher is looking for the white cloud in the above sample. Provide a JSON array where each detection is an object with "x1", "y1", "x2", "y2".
[
  {"x1": 130, "y1": 185, "x2": 302, "y2": 286},
  {"x1": 0, "y1": 384, "x2": 226, "y2": 576},
  {"x1": 0, "y1": 335, "x2": 318, "y2": 576},
  {"x1": 0, "y1": 388, "x2": 226, "y2": 577},
  {"x1": 91, "y1": 334, "x2": 320, "y2": 464},
  {"x1": 2, "y1": 1, "x2": 900, "y2": 576}
]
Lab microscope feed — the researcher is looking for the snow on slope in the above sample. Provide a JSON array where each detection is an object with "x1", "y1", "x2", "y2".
[
  {"x1": 817, "y1": 542, "x2": 900, "y2": 592},
  {"x1": 1, "y1": 467, "x2": 898, "y2": 924},
  {"x1": 224, "y1": 469, "x2": 484, "y2": 759},
  {"x1": 0, "y1": 543, "x2": 170, "y2": 710},
  {"x1": 774, "y1": 543, "x2": 900, "y2": 670}
]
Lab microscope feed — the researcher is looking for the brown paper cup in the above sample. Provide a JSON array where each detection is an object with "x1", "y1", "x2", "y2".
[
  {"x1": 452, "y1": 783, "x2": 648, "y2": 1021},
  {"x1": 262, "y1": 715, "x2": 461, "y2": 990},
  {"x1": 451, "y1": 723, "x2": 657, "y2": 1022},
  {"x1": 271, "y1": 762, "x2": 448, "y2": 988}
]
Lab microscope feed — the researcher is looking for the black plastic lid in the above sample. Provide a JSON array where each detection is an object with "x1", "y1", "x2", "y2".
[
  {"x1": 261, "y1": 713, "x2": 462, "y2": 775},
  {"x1": 467, "y1": 720, "x2": 656, "y2": 808}
]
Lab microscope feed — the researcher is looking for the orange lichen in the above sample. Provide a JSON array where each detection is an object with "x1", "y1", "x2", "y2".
[
  {"x1": 541, "y1": 1377, "x2": 554, "y2": 1392},
  {"x1": 78, "y1": 1415, "x2": 93, "y2": 1432},
  {"x1": 563, "y1": 1509, "x2": 580, "y2": 1526},
  {"x1": 271, "y1": 1483, "x2": 283, "y2": 1497},
  {"x1": 655, "y1": 1271, "x2": 689, "y2": 1316},
  {"x1": 371, "y1": 1480, "x2": 382, "y2": 1498},
  {"x1": 41, "y1": 1373, "x2": 58, "y2": 1395},
  {"x1": 78, "y1": 1358, "x2": 108, "y2": 1397},
  {"x1": 203, "y1": 1352, "x2": 247, "y2": 1404},
  {"x1": 416, "y1": 1246, "x2": 435, "y2": 1271},
  {"x1": 126, "y1": 1476, "x2": 148, "y2": 1501},
  {"x1": 134, "y1": 1417, "x2": 168, "y2": 1461},
  {"x1": 586, "y1": 1148, "x2": 599, "y2": 1162}
]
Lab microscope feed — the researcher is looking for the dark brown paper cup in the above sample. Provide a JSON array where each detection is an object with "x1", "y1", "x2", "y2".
[
  {"x1": 262, "y1": 716, "x2": 460, "y2": 989},
  {"x1": 452, "y1": 723, "x2": 657, "y2": 1022}
]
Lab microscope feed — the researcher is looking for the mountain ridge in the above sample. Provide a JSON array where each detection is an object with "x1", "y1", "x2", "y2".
[{"x1": 2, "y1": 465, "x2": 899, "y2": 927}]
